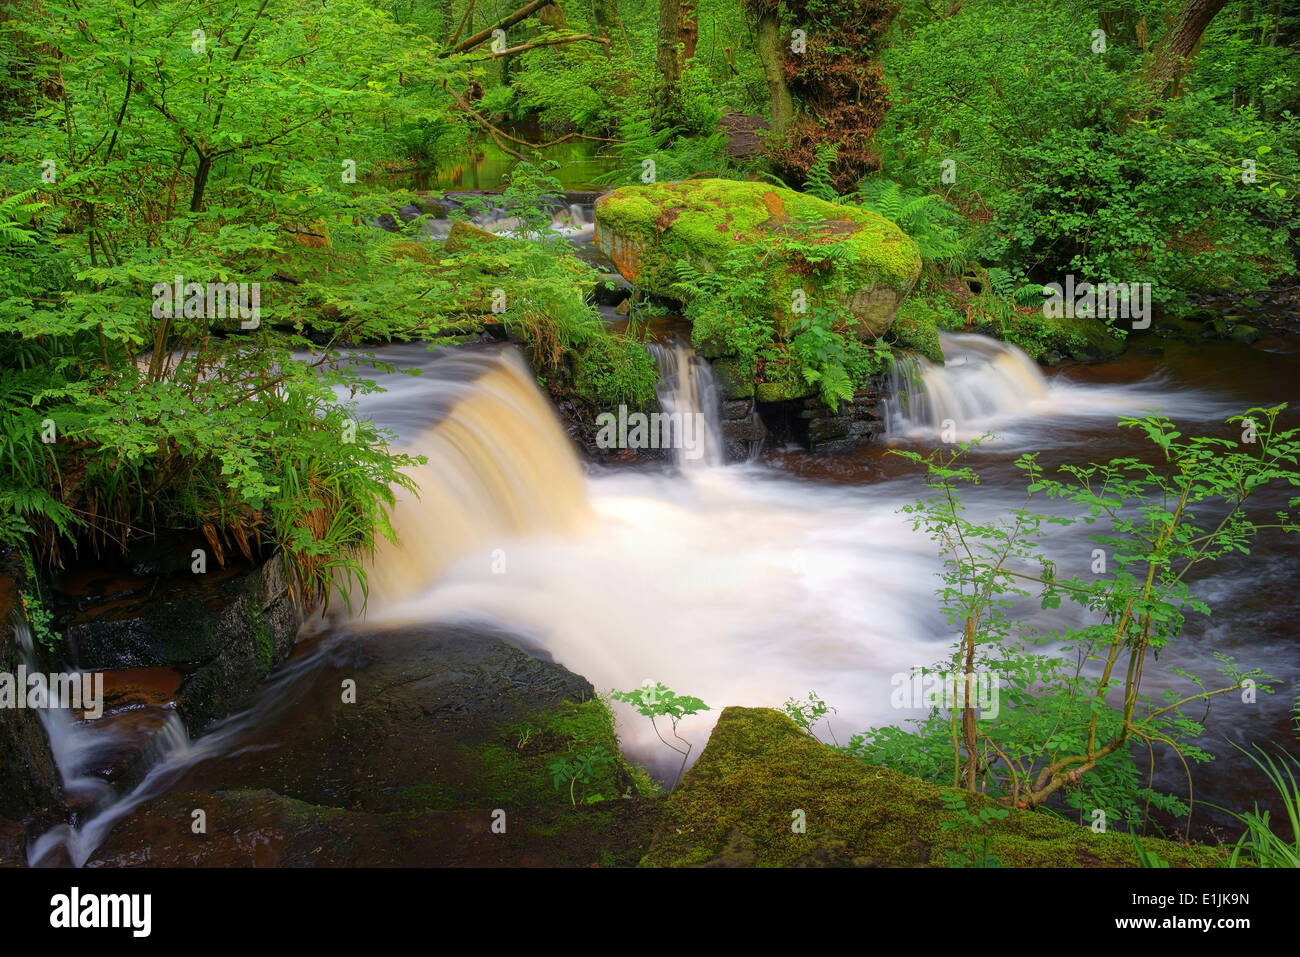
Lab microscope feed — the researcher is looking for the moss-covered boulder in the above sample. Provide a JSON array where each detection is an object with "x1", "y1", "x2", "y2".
[
  {"x1": 594, "y1": 179, "x2": 921, "y2": 341},
  {"x1": 641, "y1": 707, "x2": 1224, "y2": 868}
]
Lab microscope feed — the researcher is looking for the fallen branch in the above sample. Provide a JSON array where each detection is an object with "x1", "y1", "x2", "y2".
[
  {"x1": 449, "y1": 0, "x2": 555, "y2": 55},
  {"x1": 468, "y1": 32, "x2": 609, "y2": 59}
]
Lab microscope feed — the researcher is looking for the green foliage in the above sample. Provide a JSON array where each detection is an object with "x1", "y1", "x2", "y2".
[
  {"x1": 548, "y1": 745, "x2": 617, "y2": 805},
  {"x1": 782, "y1": 690, "x2": 838, "y2": 743},
  {"x1": 0, "y1": 0, "x2": 476, "y2": 608},
  {"x1": 849, "y1": 407, "x2": 1300, "y2": 834},
  {"x1": 878, "y1": 0, "x2": 1300, "y2": 308},
  {"x1": 571, "y1": 334, "x2": 659, "y2": 410},
  {"x1": 940, "y1": 790, "x2": 1008, "y2": 868},
  {"x1": 594, "y1": 108, "x2": 730, "y2": 187},
  {"x1": 20, "y1": 589, "x2": 60, "y2": 656},
  {"x1": 611, "y1": 681, "x2": 710, "y2": 790},
  {"x1": 803, "y1": 145, "x2": 841, "y2": 203},
  {"x1": 1224, "y1": 746, "x2": 1300, "y2": 868}
]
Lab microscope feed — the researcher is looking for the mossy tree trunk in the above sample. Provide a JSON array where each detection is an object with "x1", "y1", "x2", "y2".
[
  {"x1": 654, "y1": 0, "x2": 696, "y2": 125},
  {"x1": 752, "y1": 5, "x2": 793, "y2": 136},
  {"x1": 593, "y1": 0, "x2": 632, "y2": 60}
]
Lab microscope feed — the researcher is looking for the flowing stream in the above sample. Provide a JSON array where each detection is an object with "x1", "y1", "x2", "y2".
[{"x1": 26, "y1": 329, "x2": 1300, "y2": 864}]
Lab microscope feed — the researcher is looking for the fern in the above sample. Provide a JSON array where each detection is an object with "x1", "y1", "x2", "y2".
[
  {"x1": 853, "y1": 177, "x2": 975, "y2": 273},
  {"x1": 0, "y1": 190, "x2": 44, "y2": 246},
  {"x1": 804, "y1": 144, "x2": 841, "y2": 203}
]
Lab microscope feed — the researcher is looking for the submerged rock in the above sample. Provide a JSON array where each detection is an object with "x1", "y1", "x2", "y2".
[{"x1": 594, "y1": 179, "x2": 921, "y2": 344}]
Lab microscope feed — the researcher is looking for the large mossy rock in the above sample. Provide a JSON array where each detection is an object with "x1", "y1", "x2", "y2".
[
  {"x1": 641, "y1": 707, "x2": 1224, "y2": 868},
  {"x1": 594, "y1": 179, "x2": 921, "y2": 343}
]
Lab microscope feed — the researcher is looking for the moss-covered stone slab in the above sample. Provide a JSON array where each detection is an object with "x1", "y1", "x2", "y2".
[
  {"x1": 594, "y1": 179, "x2": 921, "y2": 340},
  {"x1": 640, "y1": 707, "x2": 1225, "y2": 868}
]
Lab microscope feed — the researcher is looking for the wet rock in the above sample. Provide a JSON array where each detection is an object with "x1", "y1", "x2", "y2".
[
  {"x1": 60, "y1": 556, "x2": 303, "y2": 736},
  {"x1": 1231, "y1": 324, "x2": 1261, "y2": 345},
  {"x1": 0, "y1": 816, "x2": 23, "y2": 866},
  {"x1": 159, "y1": 626, "x2": 649, "y2": 814},
  {"x1": 89, "y1": 788, "x2": 662, "y2": 868},
  {"x1": 0, "y1": 561, "x2": 64, "y2": 829}
]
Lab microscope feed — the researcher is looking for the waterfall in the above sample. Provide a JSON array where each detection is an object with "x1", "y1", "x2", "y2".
[
  {"x1": 646, "y1": 341, "x2": 725, "y2": 468},
  {"x1": 351, "y1": 348, "x2": 593, "y2": 612},
  {"x1": 886, "y1": 332, "x2": 1050, "y2": 437}
]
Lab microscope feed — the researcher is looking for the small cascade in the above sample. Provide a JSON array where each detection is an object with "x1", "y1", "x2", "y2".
[
  {"x1": 12, "y1": 601, "x2": 193, "y2": 867},
  {"x1": 353, "y1": 348, "x2": 593, "y2": 610},
  {"x1": 646, "y1": 341, "x2": 725, "y2": 468},
  {"x1": 886, "y1": 332, "x2": 1050, "y2": 436}
]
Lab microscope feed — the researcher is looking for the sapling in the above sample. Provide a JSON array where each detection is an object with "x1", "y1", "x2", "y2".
[{"x1": 611, "y1": 682, "x2": 709, "y2": 790}]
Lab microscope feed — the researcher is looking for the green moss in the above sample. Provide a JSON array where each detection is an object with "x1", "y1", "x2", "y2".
[
  {"x1": 640, "y1": 708, "x2": 1226, "y2": 868},
  {"x1": 571, "y1": 333, "x2": 659, "y2": 410},
  {"x1": 595, "y1": 179, "x2": 921, "y2": 341},
  {"x1": 402, "y1": 696, "x2": 658, "y2": 812},
  {"x1": 249, "y1": 603, "x2": 273, "y2": 675},
  {"x1": 755, "y1": 379, "x2": 815, "y2": 403},
  {"x1": 711, "y1": 358, "x2": 755, "y2": 399},
  {"x1": 888, "y1": 299, "x2": 945, "y2": 363}
]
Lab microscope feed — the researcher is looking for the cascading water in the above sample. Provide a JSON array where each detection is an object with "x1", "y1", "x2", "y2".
[
  {"x1": 645, "y1": 341, "x2": 725, "y2": 468},
  {"x1": 885, "y1": 331, "x2": 1225, "y2": 442},
  {"x1": 25, "y1": 331, "x2": 1258, "y2": 863},
  {"x1": 886, "y1": 332, "x2": 1049, "y2": 437},
  {"x1": 353, "y1": 347, "x2": 593, "y2": 612}
]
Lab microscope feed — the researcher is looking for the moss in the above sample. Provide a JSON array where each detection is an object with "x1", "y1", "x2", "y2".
[
  {"x1": 711, "y1": 358, "x2": 755, "y2": 399},
  {"x1": 571, "y1": 334, "x2": 659, "y2": 410},
  {"x1": 755, "y1": 379, "x2": 816, "y2": 403},
  {"x1": 595, "y1": 179, "x2": 921, "y2": 341},
  {"x1": 444, "y1": 220, "x2": 504, "y2": 254},
  {"x1": 249, "y1": 603, "x2": 273, "y2": 675},
  {"x1": 640, "y1": 707, "x2": 1226, "y2": 868},
  {"x1": 403, "y1": 696, "x2": 657, "y2": 812},
  {"x1": 887, "y1": 299, "x2": 945, "y2": 363}
]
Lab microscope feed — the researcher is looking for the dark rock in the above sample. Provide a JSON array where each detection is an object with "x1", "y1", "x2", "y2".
[
  {"x1": 721, "y1": 412, "x2": 767, "y2": 444},
  {"x1": 62, "y1": 557, "x2": 303, "y2": 736},
  {"x1": 721, "y1": 399, "x2": 754, "y2": 420},
  {"x1": 1231, "y1": 324, "x2": 1261, "y2": 345},
  {"x1": 0, "y1": 816, "x2": 23, "y2": 867},
  {"x1": 807, "y1": 417, "x2": 849, "y2": 443},
  {"x1": 0, "y1": 562, "x2": 64, "y2": 829}
]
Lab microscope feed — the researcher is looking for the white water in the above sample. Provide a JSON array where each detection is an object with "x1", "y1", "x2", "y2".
[
  {"x1": 886, "y1": 332, "x2": 1226, "y2": 443},
  {"x1": 29, "y1": 331, "x2": 1238, "y2": 860},
  {"x1": 647, "y1": 341, "x2": 725, "y2": 468}
]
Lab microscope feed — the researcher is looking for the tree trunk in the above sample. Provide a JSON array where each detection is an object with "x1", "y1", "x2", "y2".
[
  {"x1": 1142, "y1": 0, "x2": 1229, "y2": 95},
  {"x1": 655, "y1": 0, "x2": 685, "y2": 122},
  {"x1": 754, "y1": 9, "x2": 792, "y2": 136},
  {"x1": 592, "y1": 0, "x2": 632, "y2": 59}
]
